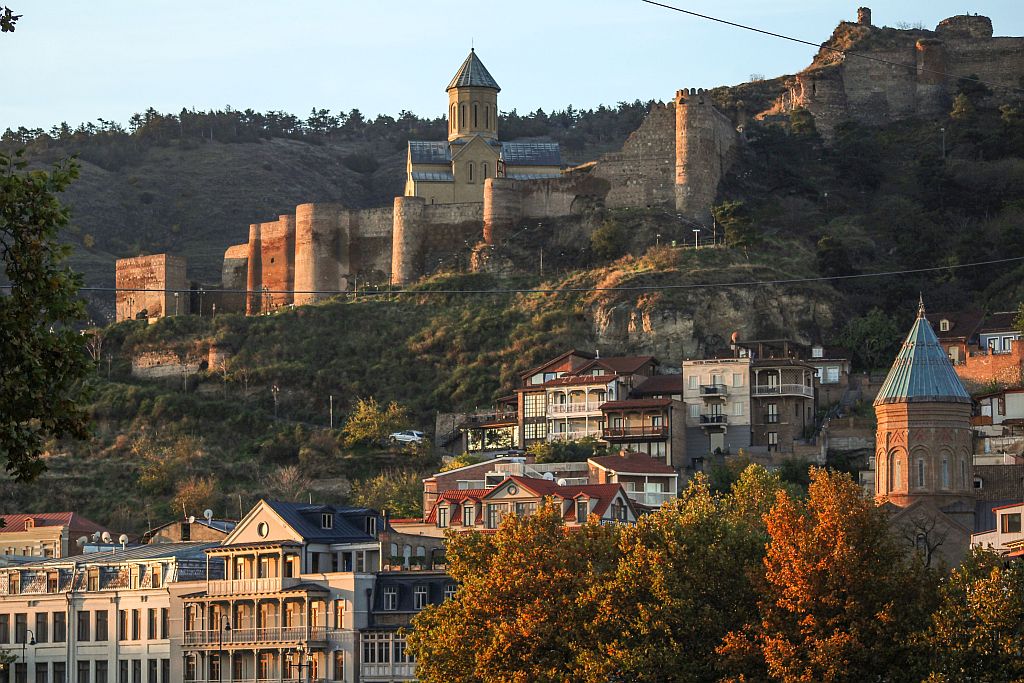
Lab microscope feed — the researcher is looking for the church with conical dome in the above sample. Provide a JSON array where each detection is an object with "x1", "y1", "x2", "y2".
[
  {"x1": 874, "y1": 299, "x2": 977, "y2": 566},
  {"x1": 404, "y1": 49, "x2": 562, "y2": 204}
]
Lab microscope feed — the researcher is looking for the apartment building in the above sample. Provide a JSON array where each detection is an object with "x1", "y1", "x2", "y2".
[
  {"x1": 177, "y1": 500, "x2": 388, "y2": 682},
  {"x1": 0, "y1": 542, "x2": 217, "y2": 683},
  {"x1": 599, "y1": 397, "x2": 685, "y2": 468},
  {"x1": 971, "y1": 501, "x2": 1024, "y2": 556},
  {"x1": 749, "y1": 358, "x2": 816, "y2": 452},
  {"x1": 681, "y1": 357, "x2": 753, "y2": 464},
  {"x1": 0, "y1": 513, "x2": 108, "y2": 561}
]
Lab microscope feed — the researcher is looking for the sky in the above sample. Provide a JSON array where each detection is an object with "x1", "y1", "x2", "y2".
[{"x1": 3, "y1": 1, "x2": 1023, "y2": 131}]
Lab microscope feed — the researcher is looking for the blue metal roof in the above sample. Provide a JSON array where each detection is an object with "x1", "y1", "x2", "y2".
[
  {"x1": 446, "y1": 49, "x2": 500, "y2": 92},
  {"x1": 506, "y1": 173, "x2": 562, "y2": 180},
  {"x1": 500, "y1": 142, "x2": 562, "y2": 167},
  {"x1": 265, "y1": 501, "x2": 381, "y2": 544},
  {"x1": 411, "y1": 171, "x2": 454, "y2": 182},
  {"x1": 874, "y1": 302, "x2": 972, "y2": 405},
  {"x1": 409, "y1": 141, "x2": 451, "y2": 164}
]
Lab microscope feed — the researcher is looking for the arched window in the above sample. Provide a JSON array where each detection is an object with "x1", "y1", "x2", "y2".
[
  {"x1": 917, "y1": 459, "x2": 925, "y2": 488},
  {"x1": 461, "y1": 105, "x2": 466, "y2": 130},
  {"x1": 893, "y1": 458, "x2": 901, "y2": 490},
  {"x1": 960, "y1": 459, "x2": 966, "y2": 487},
  {"x1": 485, "y1": 106, "x2": 490, "y2": 129},
  {"x1": 468, "y1": 163, "x2": 474, "y2": 182},
  {"x1": 482, "y1": 162, "x2": 489, "y2": 179},
  {"x1": 474, "y1": 103, "x2": 478, "y2": 127},
  {"x1": 942, "y1": 458, "x2": 949, "y2": 488}
]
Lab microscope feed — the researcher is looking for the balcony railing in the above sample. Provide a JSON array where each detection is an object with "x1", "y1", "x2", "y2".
[
  {"x1": 699, "y1": 414, "x2": 728, "y2": 425},
  {"x1": 207, "y1": 577, "x2": 300, "y2": 595},
  {"x1": 361, "y1": 663, "x2": 417, "y2": 679},
  {"x1": 764, "y1": 414, "x2": 780, "y2": 424},
  {"x1": 183, "y1": 626, "x2": 329, "y2": 646},
  {"x1": 626, "y1": 490, "x2": 677, "y2": 507},
  {"x1": 463, "y1": 409, "x2": 517, "y2": 425},
  {"x1": 550, "y1": 401, "x2": 603, "y2": 415},
  {"x1": 699, "y1": 384, "x2": 728, "y2": 397},
  {"x1": 752, "y1": 384, "x2": 813, "y2": 398},
  {"x1": 548, "y1": 429, "x2": 602, "y2": 441},
  {"x1": 185, "y1": 679, "x2": 327, "y2": 683},
  {"x1": 602, "y1": 426, "x2": 668, "y2": 440}
]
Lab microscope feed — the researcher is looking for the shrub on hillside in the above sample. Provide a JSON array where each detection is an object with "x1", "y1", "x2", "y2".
[{"x1": 342, "y1": 397, "x2": 410, "y2": 447}]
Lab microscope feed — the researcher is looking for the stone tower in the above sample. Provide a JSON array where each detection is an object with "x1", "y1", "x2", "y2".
[
  {"x1": 447, "y1": 49, "x2": 500, "y2": 142},
  {"x1": 874, "y1": 299, "x2": 974, "y2": 527},
  {"x1": 674, "y1": 88, "x2": 738, "y2": 223}
]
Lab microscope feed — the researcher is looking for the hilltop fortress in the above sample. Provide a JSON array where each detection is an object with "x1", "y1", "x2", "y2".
[{"x1": 113, "y1": 8, "x2": 1024, "y2": 320}]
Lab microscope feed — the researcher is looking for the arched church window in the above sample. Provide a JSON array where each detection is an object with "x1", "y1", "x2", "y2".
[
  {"x1": 942, "y1": 458, "x2": 949, "y2": 489},
  {"x1": 461, "y1": 105, "x2": 467, "y2": 130},
  {"x1": 917, "y1": 459, "x2": 925, "y2": 488},
  {"x1": 960, "y1": 459, "x2": 966, "y2": 487},
  {"x1": 485, "y1": 106, "x2": 490, "y2": 128},
  {"x1": 468, "y1": 163, "x2": 474, "y2": 182},
  {"x1": 474, "y1": 103, "x2": 478, "y2": 127},
  {"x1": 482, "y1": 162, "x2": 489, "y2": 179},
  {"x1": 893, "y1": 458, "x2": 900, "y2": 490}
]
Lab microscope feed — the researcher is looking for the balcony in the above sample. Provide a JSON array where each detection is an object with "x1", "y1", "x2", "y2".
[
  {"x1": 548, "y1": 429, "x2": 602, "y2": 442},
  {"x1": 699, "y1": 414, "x2": 728, "y2": 426},
  {"x1": 764, "y1": 414, "x2": 780, "y2": 424},
  {"x1": 183, "y1": 625, "x2": 330, "y2": 647},
  {"x1": 550, "y1": 401, "x2": 603, "y2": 415},
  {"x1": 362, "y1": 663, "x2": 417, "y2": 680},
  {"x1": 463, "y1": 409, "x2": 517, "y2": 426},
  {"x1": 626, "y1": 490, "x2": 677, "y2": 507},
  {"x1": 602, "y1": 426, "x2": 668, "y2": 441},
  {"x1": 206, "y1": 576, "x2": 300, "y2": 595},
  {"x1": 699, "y1": 384, "x2": 728, "y2": 398},
  {"x1": 752, "y1": 384, "x2": 813, "y2": 398}
]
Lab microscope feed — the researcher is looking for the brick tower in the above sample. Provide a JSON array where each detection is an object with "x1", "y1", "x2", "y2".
[{"x1": 874, "y1": 299, "x2": 975, "y2": 531}]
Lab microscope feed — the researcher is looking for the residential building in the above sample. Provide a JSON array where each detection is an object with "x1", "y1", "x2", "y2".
[
  {"x1": 681, "y1": 357, "x2": 753, "y2": 465},
  {"x1": 0, "y1": 542, "x2": 217, "y2": 683},
  {"x1": 629, "y1": 373, "x2": 683, "y2": 400},
  {"x1": 0, "y1": 513, "x2": 108, "y2": 560},
  {"x1": 177, "y1": 500, "x2": 387, "y2": 682},
  {"x1": 425, "y1": 475, "x2": 640, "y2": 531},
  {"x1": 749, "y1": 358, "x2": 816, "y2": 453},
  {"x1": 806, "y1": 344, "x2": 852, "y2": 405},
  {"x1": 587, "y1": 452, "x2": 678, "y2": 508},
  {"x1": 971, "y1": 501, "x2": 1024, "y2": 557},
  {"x1": 515, "y1": 350, "x2": 596, "y2": 449},
  {"x1": 360, "y1": 571, "x2": 453, "y2": 683},
  {"x1": 405, "y1": 50, "x2": 561, "y2": 205},
  {"x1": 977, "y1": 311, "x2": 1021, "y2": 355},
  {"x1": 931, "y1": 309, "x2": 984, "y2": 365},
  {"x1": 973, "y1": 387, "x2": 1024, "y2": 458},
  {"x1": 140, "y1": 517, "x2": 237, "y2": 545},
  {"x1": 600, "y1": 397, "x2": 685, "y2": 468}
]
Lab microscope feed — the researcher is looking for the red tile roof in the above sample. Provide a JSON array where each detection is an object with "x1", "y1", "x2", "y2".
[
  {"x1": 518, "y1": 349, "x2": 596, "y2": 381},
  {"x1": 931, "y1": 309, "x2": 984, "y2": 341},
  {"x1": 588, "y1": 453, "x2": 677, "y2": 475},
  {"x1": 632, "y1": 374, "x2": 683, "y2": 395},
  {"x1": 981, "y1": 311, "x2": 1019, "y2": 333},
  {"x1": 0, "y1": 512, "x2": 107, "y2": 534},
  {"x1": 576, "y1": 356, "x2": 658, "y2": 375}
]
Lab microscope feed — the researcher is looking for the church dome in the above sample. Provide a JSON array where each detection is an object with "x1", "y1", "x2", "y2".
[
  {"x1": 874, "y1": 300, "x2": 972, "y2": 405},
  {"x1": 446, "y1": 49, "x2": 501, "y2": 92}
]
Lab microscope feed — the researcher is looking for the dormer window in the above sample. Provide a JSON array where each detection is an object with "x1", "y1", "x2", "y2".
[
  {"x1": 23, "y1": 518, "x2": 34, "y2": 530},
  {"x1": 365, "y1": 516, "x2": 377, "y2": 537},
  {"x1": 437, "y1": 506, "x2": 449, "y2": 529},
  {"x1": 321, "y1": 513, "x2": 333, "y2": 530},
  {"x1": 811, "y1": 345, "x2": 824, "y2": 359},
  {"x1": 576, "y1": 499, "x2": 588, "y2": 522},
  {"x1": 940, "y1": 319, "x2": 950, "y2": 332}
]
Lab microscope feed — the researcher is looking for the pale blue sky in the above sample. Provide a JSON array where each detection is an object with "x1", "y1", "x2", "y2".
[{"x1": 3, "y1": 1, "x2": 1022, "y2": 131}]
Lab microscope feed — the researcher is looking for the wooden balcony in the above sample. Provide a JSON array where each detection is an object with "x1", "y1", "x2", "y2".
[
  {"x1": 206, "y1": 576, "x2": 301, "y2": 595},
  {"x1": 550, "y1": 401, "x2": 603, "y2": 416},
  {"x1": 602, "y1": 426, "x2": 668, "y2": 441},
  {"x1": 183, "y1": 625, "x2": 330, "y2": 647},
  {"x1": 752, "y1": 384, "x2": 813, "y2": 398}
]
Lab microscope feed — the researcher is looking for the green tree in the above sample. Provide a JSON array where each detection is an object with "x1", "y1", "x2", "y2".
[
  {"x1": 1, "y1": 151, "x2": 92, "y2": 480},
  {"x1": 924, "y1": 548, "x2": 1024, "y2": 682},
  {"x1": 713, "y1": 200, "x2": 759, "y2": 253},
  {"x1": 348, "y1": 469, "x2": 423, "y2": 518},
  {"x1": 527, "y1": 436, "x2": 608, "y2": 463},
  {"x1": 950, "y1": 93, "x2": 976, "y2": 123},
  {"x1": 838, "y1": 307, "x2": 901, "y2": 371},
  {"x1": 590, "y1": 218, "x2": 628, "y2": 261},
  {"x1": 341, "y1": 397, "x2": 410, "y2": 447},
  {"x1": 816, "y1": 235, "x2": 856, "y2": 277}
]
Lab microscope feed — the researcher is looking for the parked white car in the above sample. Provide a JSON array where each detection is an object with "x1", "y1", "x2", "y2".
[{"x1": 389, "y1": 430, "x2": 425, "y2": 444}]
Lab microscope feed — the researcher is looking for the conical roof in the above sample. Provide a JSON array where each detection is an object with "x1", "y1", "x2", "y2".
[
  {"x1": 874, "y1": 300, "x2": 972, "y2": 405},
  {"x1": 446, "y1": 49, "x2": 500, "y2": 92}
]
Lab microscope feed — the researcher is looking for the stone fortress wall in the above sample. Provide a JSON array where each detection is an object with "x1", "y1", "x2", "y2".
[
  {"x1": 177, "y1": 8, "x2": 1021, "y2": 313},
  {"x1": 114, "y1": 254, "x2": 188, "y2": 322}
]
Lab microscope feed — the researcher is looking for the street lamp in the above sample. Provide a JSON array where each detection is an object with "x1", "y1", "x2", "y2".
[
  {"x1": 174, "y1": 291, "x2": 180, "y2": 316},
  {"x1": 21, "y1": 628, "x2": 36, "y2": 668},
  {"x1": 692, "y1": 229, "x2": 700, "y2": 249},
  {"x1": 217, "y1": 616, "x2": 231, "y2": 683},
  {"x1": 290, "y1": 645, "x2": 314, "y2": 683},
  {"x1": 656, "y1": 233, "x2": 661, "y2": 248}
]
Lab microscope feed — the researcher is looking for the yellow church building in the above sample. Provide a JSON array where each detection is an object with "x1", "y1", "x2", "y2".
[{"x1": 405, "y1": 49, "x2": 562, "y2": 204}]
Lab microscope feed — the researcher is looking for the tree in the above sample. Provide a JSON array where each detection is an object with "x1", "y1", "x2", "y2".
[
  {"x1": 837, "y1": 307, "x2": 901, "y2": 372},
  {"x1": 719, "y1": 468, "x2": 937, "y2": 682},
  {"x1": 924, "y1": 548, "x2": 1024, "y2": 682},
  {"x1": 408, "y1": 504, "x2": 621, "y2": 682},
  {"x1": 590, "y1": 218, "x2": 628, "y2": 261},
  {"x1": 0, "y1": 6, "x2": 19, "y2": 33},
  {"x1": 348, "y1": 469, "x2": 422, "y2": 518},
  {"x1": 713, "y1": 200, "x2": 759, "y2": 253},
  {"x1": 1, "y1": 151, "x2": 92, "y2": 481},
  {"x1": 264, "y1": 465, "x2": 312, "y2": 502},
  {"x1": 171, "y1": 475, "x2": 219, "y2": 517},
  {"x1": 950, "y1": 93, "x2": 976, "y2": 123},
  {"x1": 341, "y1": 397, "x2": 409, "y2": 447}
]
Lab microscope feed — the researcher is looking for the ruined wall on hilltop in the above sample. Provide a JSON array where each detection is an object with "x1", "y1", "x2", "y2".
[
  {"x1": 482, "y1": 174, "x2": 611, "y2": 245},
  {"x1": 765, "y1": 11, "x2": 1024, "y2": 140},
  {"x1": 590, "y1": 103, "x2": 676, "y2": 208},
  {"x1": 674, "y1": 88, "x2": 739, "y2": 223},
  {"x1": 115, "y1": 254, "x2": 188, "y2": 322},
  {"x1": 219, "y1": 244, "x2": 249, "y2": 314},
  {"x1": 259, "y1": 214, "x2": 295, "y2": 310}
]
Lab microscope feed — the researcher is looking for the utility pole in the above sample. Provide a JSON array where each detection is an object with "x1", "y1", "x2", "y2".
[
  {"x1": 329, "y1": 395, "x2": 334, "y2": 429},
  {"x1": 212, "y1": 303, "x2": 217, "y2": 321},
  {"x1": 539, "y1": 249, "x2": 544, "y2": 277},
  {"x1": 272, "y1": 385, "x2": 280, "y2": 419},
  {"x1": 199, "y1": 288, "x2": 205, "y2": 317}
]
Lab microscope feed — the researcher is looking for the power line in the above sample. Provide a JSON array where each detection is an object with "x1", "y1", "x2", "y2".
[
  {"x1": 640, "y1": 1, "x2": 1020, "y2": 94},
  {"x1": 6, "y1": 254, "x2": 1018, "y2": 297}
]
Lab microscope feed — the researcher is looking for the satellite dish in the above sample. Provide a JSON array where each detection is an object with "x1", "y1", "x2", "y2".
[
  {"x1": 556, "y1": 478, "x2": 568, "y2": 486},
  {"x1": 203, "y1": 509, "x2": 213, "y2": 521},
  {"x1": 118, "y1": 534, "x2": 129, "y2": 545},
  {"x1": 101, "y1": 532, "x2": 112, "y2": 544},
  {"x1": 77, "y1": 536, "x2": 89, "y2": 547},
  {"x1": 543, "y1": 472, "x2": 554, "y2": 480},
  {"x1": 91, "y1": 531, "x2": 101, "y2": 542},
  {"x1": 187, "y1": 515, "x2": 195, "y2": 524}
]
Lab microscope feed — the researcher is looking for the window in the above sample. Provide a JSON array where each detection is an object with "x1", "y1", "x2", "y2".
[
  {"x1": 463, "y1": 504, "x2": 476, "y2": 527},
  {"x1": 650, "y1": 441, "x2": 667, "y2": 460},
  {"x1": 515, "y1": 501, "x2": 538, "y2": 517},
  {"x1": 54, "y1": 611, "x2": 66, "y2": 642},
  {"x1": 894, "y1": 459, "x2": 901, "y2": 490},
  {"x1": 118, "y1": 610, "x2": 127, "y2": 641},
  {"x1": 485, "y1": 106, "x2": 490, "y2": 129},
  {"x1": 131, "y1": 609, "x2": 140, "y2": 641},
  {"x1": 362, "y1": 632, "x2": 391, "y2": 664},
  {"x1": 147, "y1": 661, "x2": 156, "y2": 683},
  {"x1": 468, "y1": 162, "x2": 474, "y2": 182},
  {"x1": 54, "y1": 663, "x2": 66, "y2": 683},
  {"x1": 576, "y1": 499, "x2": 589, "y2": 522},
  {"x1": 414, "y1": 585, "x2": 429, "y2": 610},
  {"x1": 767, "y1": 404, "x2": 778, "y2": 424},
  {"x1": 77, "y1": 661, "x2": 90, "y2": 683},
  {"x1": 366, "y1": 516, "x2": 378, "y2": 536},
  {"x1": 974, "y1": 476, "x2": 983, "y2": 489},
  {"x1": 444, "y1": 584, "x2": 458, "y2": 600},
  {"x1": 939, "y1": 319, "x2": 950, "y2": 332},
  {"x1": 160, "y1": 661, "x2": 168, "y2": 683},
  {"x1": 473, "y1": 103, "x2": 478, "y2": 127},
  {"x1": 321, "y1": 513, "x2": 333, "y2": 529},
  {"x1": 0, "y1": 614, "x2": 8, "y2": 643},
  {"x1": 917, "y1": 459, "x2": 926, "y2": 488},
  {"x1": 524, "y1": 422, "x2": 547, "y2": 439},
  {"x1": 77, "y1": 610, "x2": 91, "y2": 641},
  {"x1": 437, "y1": 506, "x2": 449, "y2": 528},
  {"x1": 767, "y1": 432, "x2": 778, "y2": 449},
  {"x1": 47, "y1": 572, "x2": 59, "y2": 593},
  {"x1": 688, "y1": 375, "x2": 698, "y2": 390},
  {"x1": 147, "y1": 608, "x2": 157, "y2": 640},
  {"x1": 482, "y1": 162, "x2": 489, "y2": 179},
  {"x1": 95, "y1": 610, "x2": 108, "y2": 641},
  {"x1": 383, "y1": 586, "x2": 398, "y2": 611},
  {"x1": 120, "y1": 661, "x2": 129, "y2": 683},
  {"x1": 733, "y1": 402, "x2": 744, "y2": 416},
  {"x1": 688, "y1": 404, "x2": 700, "y2": 418},
  {"x1": 942, "y1": 458, "x2": 950, "y2": 489},
  {"x1": 88, "y1": 567, "x2": 100, "y2": 591},
  {"x1": 395, "y1": 634, "x2": 411, "y2": 663},
  {"x1": 1002, "y1": 513, "x2": 1022, "y2": 534},
  {"x1": 35, "y1": 663, "x2": 47, "y2": 683},
  {"x1": 651, "y1": 415, "x2": 665, "y2": 427},
  {"x1": 334, "y1": 599, "x2": 345, "y2": 628},
  {"x1": 524, "y1": 393, "x2": 545, "y2": 418},
  {"x1": 13, "y1": 613, "x2": 26, "y2": 645},
  {"x1": 333, "y1": 651, "x2": 344, "y2": 681},
  {"x1": 8, "y1": 572, "x2": 19, "y2": 594},
  {"x1": 461, "y1": 105, "x2": 466, "y2": 129},
  {"x1": 486, "y1": 503, "x2": 502, "y2": 529},
  {"x1": 732, "y1": 373, "x2": 742, "y2": 387},
  {"x1": 825, "y1": 366, "x2": 841, "y2": 384},
  {"x1": 35, "y1": 612, "x2": 47, "y2": 643},
  {"x1": 960, "y1": 459, "x2": 966, "y2": 487},
  {"x1": 160, "y1": 608, "x2": 168, "y2": 640},
  {"x1": 612, "y1": 500, "x2": 627, "y2": 521},
  {"x1": 150, "y1": 565, "x2": 162, "y2": 589},
  {"x1": 812, "y1": 345, "x2": 824, "y2": 358}
]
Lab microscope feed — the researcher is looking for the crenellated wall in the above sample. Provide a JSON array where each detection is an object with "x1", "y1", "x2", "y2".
[
  {"x1": 590, "y1": 102, "x2": 676, "y2": 209},
  {"x1": 483, "y1": 174, "x2": 612, "y2": 245}
]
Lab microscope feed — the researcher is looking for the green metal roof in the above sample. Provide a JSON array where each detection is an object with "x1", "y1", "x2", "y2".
[
  {"x1": 446, "y1": 49, "x2": 500, "y2": 92},
  {"x1": 874, "y1": 301, "x2": 971, "y2": 405}
]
